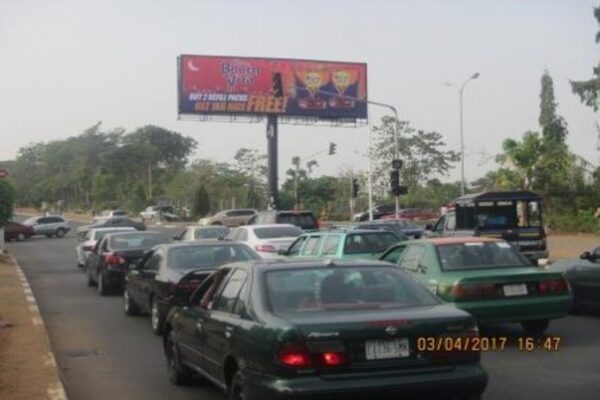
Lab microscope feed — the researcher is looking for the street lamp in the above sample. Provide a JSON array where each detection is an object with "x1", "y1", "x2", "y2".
[{"x1": 446, "y1": 72, "x2": 480, "y2": 196}]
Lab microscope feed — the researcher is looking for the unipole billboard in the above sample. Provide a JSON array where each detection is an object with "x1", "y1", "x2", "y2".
[{"x1": 178, "y1": 55, "x2": 368, "y2": 121}]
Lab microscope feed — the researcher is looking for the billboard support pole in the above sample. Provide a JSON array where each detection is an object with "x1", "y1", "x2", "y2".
[{"x1": 267, "y1": 115, "x2": 279, "y2": 210}]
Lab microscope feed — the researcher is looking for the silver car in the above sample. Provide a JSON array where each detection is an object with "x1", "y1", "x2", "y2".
[
  {"x1": 23, "y1": 215, "x2": 71, "y2": 238},
  {"x1": 76, "y1": 227, "x2": 136, "y2": 268}
]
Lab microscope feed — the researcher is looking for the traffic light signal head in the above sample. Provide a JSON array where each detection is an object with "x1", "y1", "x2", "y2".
[
  {"x1": 328, "y1": 142, "x2": 337, "y2": 155},
  {"x1": 389, "y1": 169, "x2": 407, "y2": 196},
  {"x1": 272, "y1": 72, "x2": 283, "y2": 97},
  {"x1": 352, "y1": 178, "x2": 359, "y2": 198}
]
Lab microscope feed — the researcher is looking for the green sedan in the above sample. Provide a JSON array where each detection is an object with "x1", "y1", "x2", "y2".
[
  {"x1": 280, "y1": 229, "x2": 401, "y2": 260},
  {"x1": 380, "y1": 237, "x2": 572, "y2": 334},
  {"x1": 163, "y1": 259, "x2": 488, "y2": 399}
]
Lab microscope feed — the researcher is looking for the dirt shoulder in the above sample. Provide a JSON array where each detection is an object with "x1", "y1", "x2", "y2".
[
  {"x1": 0, "y1": 254, "x2": 66, "y2": 400},
  {"x1": 16, "y1": 208, "x2": 93, "y2": 223},
  {"x1": 548, "y1": 233, "x2": 600, "y2": 260}
]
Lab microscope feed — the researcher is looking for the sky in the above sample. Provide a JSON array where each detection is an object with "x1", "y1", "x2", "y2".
[{"x1": 0, "y1": 0, "x2": 598, "y2": 184}]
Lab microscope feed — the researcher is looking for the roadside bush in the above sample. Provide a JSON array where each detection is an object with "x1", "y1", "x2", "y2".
[
  {"x1": 0, "y1": 180, "x2": 16, "y2": 226},
  {"x1": 547, "y1": 209, "x2": 599, "y2": 233}
]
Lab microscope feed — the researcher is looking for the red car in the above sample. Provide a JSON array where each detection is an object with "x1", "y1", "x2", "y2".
[{"x1": 3, "y1": 221, "x2": 35, "y2": 241}]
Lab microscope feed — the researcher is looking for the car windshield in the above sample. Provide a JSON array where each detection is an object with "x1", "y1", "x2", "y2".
[
  {"x1": 168, "y1": 245, "x2": 259, "y2": 270},
  {"x1": 194, "y1": 227, "x2": 228, "y2": 239},
  {"x1": 254, "y1": 226, "x2": 302, "y2": 239},
  {"x1": 109, "y1": 233, "x2": 170, "y2": 250},
  {"x1": 265, "y1": 267, "x2": 438, "y2": 314},
  {"x1": 437, "y1": 242, "x2": 531, "y2": 270},
  {"x1": 343, "y1": 232, "x2": 399, "y2": 254}
]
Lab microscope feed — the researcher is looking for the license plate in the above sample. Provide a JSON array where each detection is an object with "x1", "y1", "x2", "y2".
[
  {"x1": 365, "y1": 338, "x2": 409, "y2": 360},
  {"x1": 503, "y1": 284, "x2": 528, "y2": 297}
]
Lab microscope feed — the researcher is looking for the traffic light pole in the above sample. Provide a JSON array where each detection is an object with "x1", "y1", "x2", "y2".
[{"x1": 267, "y1": 115, "x2": 279, "y2": 210}]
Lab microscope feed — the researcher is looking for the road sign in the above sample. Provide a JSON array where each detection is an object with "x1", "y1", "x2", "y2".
[{"x1": 0, "y1": 169, "x2": 8, "y2": 178}]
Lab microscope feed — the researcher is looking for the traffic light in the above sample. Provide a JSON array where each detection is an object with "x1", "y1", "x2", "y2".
[
  {"x1": 389, "y1": 169, "x2": 408, "y2": 196},
  {"x1": 352, "y1": 178, "x2": 359, "y2": 198},
  {"x1": 272, "y1": 72, "x2": 283, "y2": 97},
  {"x1": 329, "y1": 142, "x2": 337, "y2": 155}
]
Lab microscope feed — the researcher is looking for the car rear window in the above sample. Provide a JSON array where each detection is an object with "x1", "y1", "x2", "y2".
[
  {"x1": 343, "y1": 232, "x2": 399, "y2": 254},
  {"x1": 168, "y1": 244, "x2": 259, "y2": 270},
  {"x1": 276, "y1": 213, "x2": 317, "y2": 229},
  {"x1": 437, "y1": 242, "x2": 531, "y2": 271},
  {"x1": 194, "y1": 227, "x2": 229, "y2": 239},
  {"x1": 93, "y1": 228, "x2": 134, "y2": 241},
  {"x1": 265, "y1": 267, "x2": 438, "y2": 314},
  {"x1": 109, "y1": 233, "x2": 171, "y2": 250},
  {"x1": 254, "y1": 226, "x2": 302, "y2": 239}
]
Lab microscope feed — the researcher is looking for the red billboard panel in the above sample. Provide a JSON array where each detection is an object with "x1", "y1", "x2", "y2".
[{"x1": 178, "y1": 55, "x2": 367, "y2": 120}]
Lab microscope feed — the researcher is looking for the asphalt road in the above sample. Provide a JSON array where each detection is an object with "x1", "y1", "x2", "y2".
[{"x1": 6, "y1": 218, "x2": 600, "y2": 400}]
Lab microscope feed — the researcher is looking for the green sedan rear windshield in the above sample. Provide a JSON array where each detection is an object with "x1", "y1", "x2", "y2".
[
  {"x1": 265, "y1": 267, "x2": 437, "y2": 314},
  {"x1": 343, "y1": 232, "x2": 399, "y2": 254},
  {"x1": 437, "y1": 242, "x2": 530, "y2": 271}
]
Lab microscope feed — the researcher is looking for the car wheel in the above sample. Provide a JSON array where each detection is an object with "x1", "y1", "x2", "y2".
[
  {"x1": 17, "y1": 233, "x2": 26, "y2": 241},
  {"x1": 55, "y1": 228, "x2": 67, "y2": 238},
  {"x1": 166, "y1": 331, "x2": 193, "y2": 385},
  {"x1": 97, "y1": 271, "x2": 109, "y2": 296},
  {"x1": 228, "y1": 370, "x2": 258, "y2": 400},
  {"x1": 87, "y1": 268, "x2": 96, "y2": 287},
  {"x1": 521, "y1": 319, "x2": 549, "y2": 335},
  {"x1": 151, "y1": 298, "x2": 165, "y2": 335},
  {"x1": 123, "y1": 289, "x2": 140, "y2": 316}
]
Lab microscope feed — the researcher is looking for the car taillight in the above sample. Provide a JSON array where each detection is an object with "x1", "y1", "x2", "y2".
[
  {"x1": 105, "y1": 253, "x2": 126, "y2": 266},
  {"x1": 321, "y1": 352, "x2": 347, "y2": 366},
  {"x1": 538, "y1": 279, "x2": 569, "y2": 294},
  {"x1": 448, "y1": 283, "x2": 499, "y2": 301},
  {"x1": 278, "y1": 343, "x2": 312, "y2": 367},
  {"x1": 255, "y1": 244, "x2": 276, "y2": 253}
]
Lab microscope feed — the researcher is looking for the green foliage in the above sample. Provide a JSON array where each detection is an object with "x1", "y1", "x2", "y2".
[
  {"x1": 370, "y1": 116, "x2": 459, "y2": 202},
  {"x1": 547, "y1": 209, "x2": 599, "y2": 233},
  {"x1": 0, "y1": 180, "x2": 16, "y2": 226},
  {"x1": 192, "y1": 185, "x2": 210, "y2": 218},
  {"x1": 570, "y1": 6, "x2": 600, "y2": 111}
]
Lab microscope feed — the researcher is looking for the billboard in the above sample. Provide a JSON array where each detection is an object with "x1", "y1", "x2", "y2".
[{"x1": 178, "y1": 55, "x2": 367, "y2": 120}]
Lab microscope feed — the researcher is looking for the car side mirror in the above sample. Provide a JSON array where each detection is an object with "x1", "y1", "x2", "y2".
[
  {"x1": 173, "y1": 236, "x2": 181, "y2": 241},
  {"x1": 537, "y1": 258, "x2": 549, "y2": 268},
  {"x1": 425, "y1": 224, "x2": 433, "y2": 231},
  {"x1": 82, "y1": 245, "x2": 93, "y2": 251},
  {"x1": 580, "y1": 251, "x2": 591, "y2": 260},
  {"x1": 277, "y1": 248, "x2": 288, "y2": 256}
]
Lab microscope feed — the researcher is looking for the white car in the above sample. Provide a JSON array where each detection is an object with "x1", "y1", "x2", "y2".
[
  {"x1": 76, "y1": 227, "x2": 135, "y2": 268},
  {"x1": 23, "y1": 215, "x2": 71, "y2": 238},
  {"x1": 175, "y1": 225, "x2": 230, "y2": 241},
  {"x1": 224, "y1": 224, "x2": 303, "y2": 258},
  {"x1": 94, "y1": 209, "x2": 128, "y2": 221}
]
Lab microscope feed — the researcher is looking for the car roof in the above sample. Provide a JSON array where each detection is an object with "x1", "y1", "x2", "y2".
[
  {"x1": 229, "y1": 258, "x2": 396, "y2": 272},
  {"x1": 415, "y1": 236, "x2": 501, "y2": 246},
  {"x1": 158, "y1": 240, "x2": 250, "y2": 250},
  {"x1": 105, "y1": 230, "x2": 164, "y2": 238},
  {"x1": 244, "y1": 223, "x2": 299, "y2": 229},
  {"x1": 315, "y1": 228, "x2": 396, "y2": 235}
]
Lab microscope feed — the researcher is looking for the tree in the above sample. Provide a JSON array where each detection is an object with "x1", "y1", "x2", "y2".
[
  {"x1": 370, "y1": 116, "x2": 459, "y2": 200},
  {"x1": 192, "y1": 185, "x2": 210, "y2": 218},
  {"x1": 0, "y1": 180, "x2": 15, "y2": 227},
  {"x1": 497, "y1": 131, "x2": 544, "y2": 190},
  {"x1": 539, "y1": 70, "x2": 568, "y2": 144},
  {"x1": 570, "y1": 5, "x2": 600, "y2": 111}
]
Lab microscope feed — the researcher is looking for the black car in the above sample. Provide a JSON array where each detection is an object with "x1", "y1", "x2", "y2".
[
  {"x1": 548, "y1": 247, "x2": 600, "y2": 313},
  {"x1": 354, "y1": 204, "x2": 395, "y2": 221},
  {"x1": 163, "y1": 259, "x2": 488, "y2": 400},
  {"x1": 77, "y1": 217, "x2": 146, "y2": 237},
  {"x1": 123, "y1": 241, "x2": 261, "y2": 334},
  {"x1": 86, "y1": 231, "x2": 171, "y2": 295},
  {"x1": 248, "y1": 210, "x2": 319, "y2": 230},
  {"x1": 360, "y1": 220, "x2": 423, "y2": 239}
]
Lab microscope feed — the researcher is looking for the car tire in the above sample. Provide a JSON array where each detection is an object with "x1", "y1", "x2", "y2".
[
  {"x1": 228, "y1": 370, "x2": 258, "y2": 400},
  {"x1": 151, "y1": 298, "x2": 165, "y2": 335},
  {"x1": 521, "y1": 319, "x2": 549, "y2": 335},
  {"x1": 97, "y1": 271, "x2": 109, "y2": 296},
  {"x1": 55, "y1": 228, "x2": 67, "y2": 238},
  {"x1": 123, "y1": 289, "x2": 140, "y2": 316},
  {"x1": 87, "y1": 268, "x2": 96, "y2": 287},
  {"x1": 166, "y1": 331, "x2": 193, "y2": 385}
]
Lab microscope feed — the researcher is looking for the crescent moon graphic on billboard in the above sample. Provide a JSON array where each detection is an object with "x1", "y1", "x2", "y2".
[{"x1": 188, "y1": 60, "x2": 200, "y2": 72}]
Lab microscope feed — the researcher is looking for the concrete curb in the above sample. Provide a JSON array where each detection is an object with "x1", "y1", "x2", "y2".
[{"x1": 10, "y1": 255, "x2": 68, "y2": 400}]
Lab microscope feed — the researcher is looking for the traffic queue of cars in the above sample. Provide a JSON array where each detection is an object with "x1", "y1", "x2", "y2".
[{"x1": 65, "y1": 211, "x2": 580, "y2": 400}]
